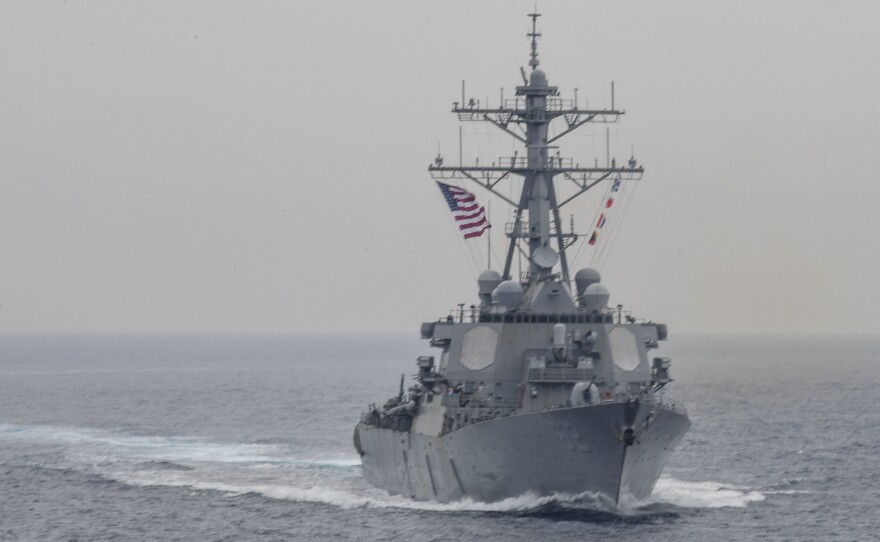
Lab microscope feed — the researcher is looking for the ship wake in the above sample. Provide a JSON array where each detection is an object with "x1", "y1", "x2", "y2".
[{"x1": 2, "y1": 423, "x2": 767, "y2": 517}]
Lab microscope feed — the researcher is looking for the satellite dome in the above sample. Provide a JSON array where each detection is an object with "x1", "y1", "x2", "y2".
[
  {"x1": 477, "y1": 270, "x2": 503, "y2": 304},
  {"x1": 583, "y1": 283, "x2": 610, "y2": 311},
  {"x1": 530, "y1": 69, "x2": 547, "y2": 86},
  {"x1": 491, "y1": 280, "x2": 524, "y2": 307},
  {"x1": 574, "y1": 268, "x2": 601, "y2": 295}
]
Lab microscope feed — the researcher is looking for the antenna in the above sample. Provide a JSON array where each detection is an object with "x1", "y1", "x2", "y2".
[
  {"x1": 606, "y1": 127, "x2": 610, "y2": 167},
  {"x1": 487, "y1": 200, "x2": 492, "y2": 269},
  {"x1": 434, "y1": 143, "x2": 443, "y2": 167},
  {"x1": 459, "y1": 126, "x2": 463, "y2": 166},
  {"x1": 527, "y1": 11, "x2": 542, "y2": 70}
]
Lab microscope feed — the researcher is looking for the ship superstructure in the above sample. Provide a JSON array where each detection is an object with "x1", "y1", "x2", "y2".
[{"x1": 354, "y1": 13, "x2": 689, "y2": 506}]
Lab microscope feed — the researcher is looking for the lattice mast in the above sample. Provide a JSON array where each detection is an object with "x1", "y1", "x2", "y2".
[{"x1": 429, "y1": 12, "x2": 644, "y2": 285}]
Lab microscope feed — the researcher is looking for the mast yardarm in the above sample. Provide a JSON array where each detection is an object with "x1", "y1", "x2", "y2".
[{"x1": 428, "y1": 12, "x2": 644, "y2": 285}]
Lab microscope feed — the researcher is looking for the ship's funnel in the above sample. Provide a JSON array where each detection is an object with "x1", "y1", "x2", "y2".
[
  {"x1": 583, "y1": 283, "x2": 610, "y2": 312},
  {"x1": 477, "y1": 270, "x2": 503, "y2": 305},
  {"x1": 574, "y1": 268, "x2": 601, "y2": 296},
  {"x1": 491, "y1": 280, "x2": 524, "y2": 307}
]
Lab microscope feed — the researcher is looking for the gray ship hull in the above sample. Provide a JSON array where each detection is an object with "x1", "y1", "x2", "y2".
[{"x1": 356, "y1": 401, "x2": 690, "y2": 505}]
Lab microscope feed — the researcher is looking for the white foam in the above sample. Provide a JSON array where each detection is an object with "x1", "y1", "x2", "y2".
[
  {"x1": 111, "y1": 469, "x2": 770, "y2": 514},
  {"x1": 0, "y1": 423, "x2": 358, "y2": 469},
  {"x1": 1, "y1": 423, "x2": 771, "y2": 513},
  {"x1": 118, "y1": 469, "x2": 568, "y2": 513},
  {"x1": 762, "y1": 489, "x2": 811, "y2": 495},
  {"x1": 644, "y1": 476, "x2": 766, "y2": 509}
]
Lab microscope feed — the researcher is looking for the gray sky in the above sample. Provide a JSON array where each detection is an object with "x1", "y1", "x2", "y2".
[{"x1": 2, "y1": 1, "x2": 879, "y2": 335}]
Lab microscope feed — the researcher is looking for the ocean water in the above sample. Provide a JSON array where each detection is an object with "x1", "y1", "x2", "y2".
[{"x1": 0, "y1": 333, "x2": 878, "y2": 541}]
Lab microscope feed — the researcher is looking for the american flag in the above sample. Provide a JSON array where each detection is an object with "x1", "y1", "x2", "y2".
[{"x1": 435, "y1": 182, "x2": 491, "y2": 239}]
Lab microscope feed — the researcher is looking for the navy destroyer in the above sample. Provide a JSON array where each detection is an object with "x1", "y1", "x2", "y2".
[{"x1": 354, "y1": 13, "x2": 689, "y2": 507}]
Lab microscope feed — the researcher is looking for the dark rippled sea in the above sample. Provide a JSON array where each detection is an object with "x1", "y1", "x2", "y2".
[{"x1": 1, "y1": 334, "x2": 877, "y2": 541}]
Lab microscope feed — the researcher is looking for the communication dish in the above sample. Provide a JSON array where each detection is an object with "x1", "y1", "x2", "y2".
[{"x1": 533, "y1": 246, "x2": 558, "y2": 269}]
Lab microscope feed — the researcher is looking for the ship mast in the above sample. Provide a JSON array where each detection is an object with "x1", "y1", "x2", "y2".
[{"x1": 428, "y1": 12, "x2": 643, "y2": 285}]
